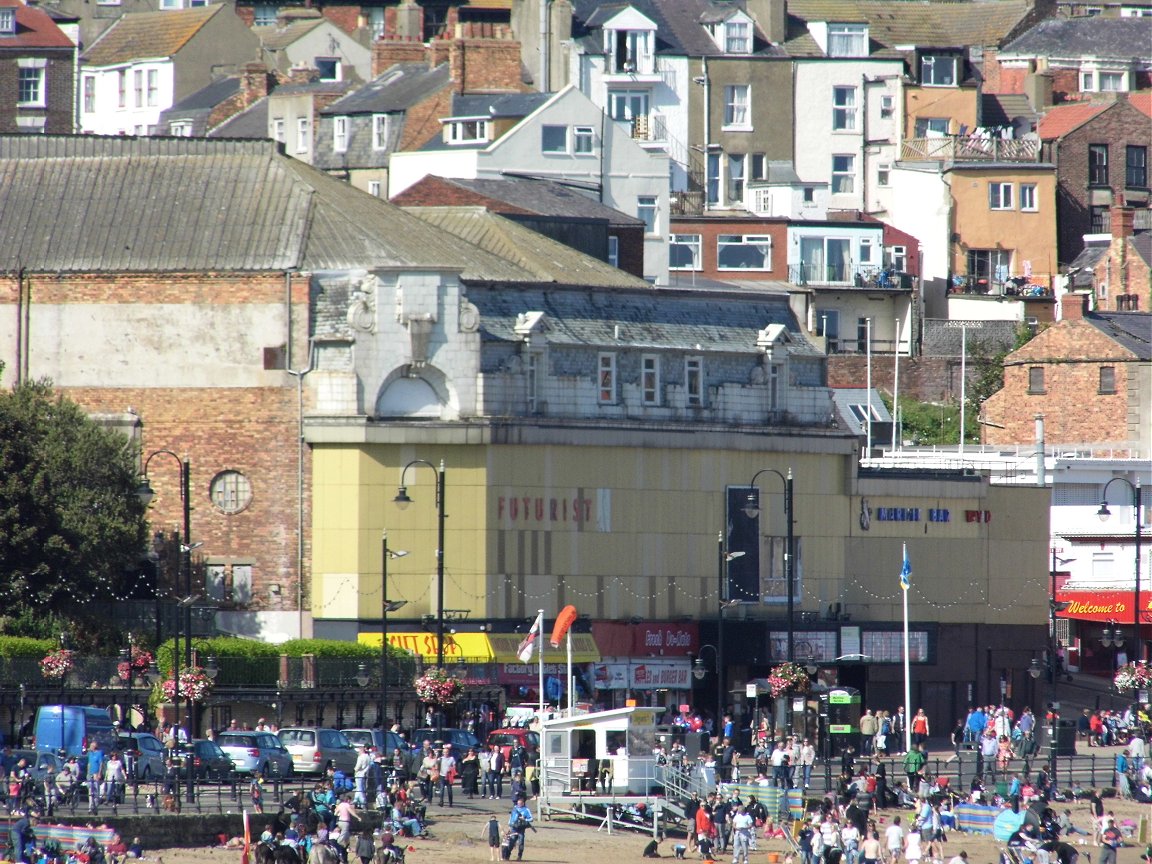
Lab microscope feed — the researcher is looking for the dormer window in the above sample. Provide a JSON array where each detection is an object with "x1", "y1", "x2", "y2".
[
  {"x1": 611, "y1": 29, "x2": 651, "y2": 73},
  {"x1": 0, "y1": 8, "x2": 15, "y2": 34},
  {"x1": 445, "y1": 118, "x2": 490, "y2": 144},
  {"x1": 725, "y1": 20, "x2": 751, "y2": 53},
  {"x1": 1081, "y1": 65, "x2": 1128, "y2": 92},
  {"x1": 921, "y1": 54, "x2": 958, "y2": 86},
  {"x1": 828, "y1": 23, "x2": 867, "y2": 57}
]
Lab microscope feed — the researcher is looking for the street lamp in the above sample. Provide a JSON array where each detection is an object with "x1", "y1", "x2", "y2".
[
  {"x1": 381, "y1": 531, "x2": 409, "y2": 729},
  {"x1": 393, "y1": 460, "x2": 447, "y2": 668},
  {"x1": 118, "y1": 641, "x2": 134, "y2": 732},
  {"x1": 715, "y1": 532, "x2": 745, "y2": 723},
  {"x1": 743, "y1": 468, "x2": 795, "y2": 660},
  {"x1": 138, "y1": 450, "x2": 194, "y2": 741},
  {"x1": 1098, "y1": 478, "x2": 1144, "y2": 666}
]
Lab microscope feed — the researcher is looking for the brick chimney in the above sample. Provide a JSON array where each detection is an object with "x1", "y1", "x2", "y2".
[
  {"x1": 1061, "y1": 291, "x2": 1089, "y2": 321},
  {"x1": 448, "y1": 23, "x2": 523, "y2": 94},
  {"x1": 427, "y1": 33, "x2": 451, "y2": 69},
  {"x1": 286, "y1": 64, "x2": 320, "y2": 85},
  {"x1": 1111, "y1": 203, "x2": 1135, "y2": 239},
  {"x1": 240, "y1": 62, "x2": 272, "y2": 104},
  {"x1": 372, "y1": 36, "x2": 426, "y2": 77}
]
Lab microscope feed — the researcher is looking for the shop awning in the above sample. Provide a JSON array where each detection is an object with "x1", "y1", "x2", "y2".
[
  {"x1": 489, "y1": 632, "x2": 600, "y2": 663},
  {"x1": 358, "y1": 632, "x2": 495, "y2": 661},
  {"x1": 1055, "y1": 587, "x2": 1150, "y2": 622}
]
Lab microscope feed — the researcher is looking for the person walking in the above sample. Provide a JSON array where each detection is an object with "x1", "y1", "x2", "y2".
[
  {"x1": 509, "y1": 793, "x2": 535, "y2": 861},
  {"x1": 483, "y1": 814, "x2": 502, "y2": 862},
  {"x1": 353, "y1": 745, "x2": 373, "y2": 807},
  {"x1": 438, "y1": 743, "x2": 457, "y2": 807},
  {"x1": 910, "y1": 710, "x2": 930, "y2": 748},
  {"x1": 731, "y1": 804, "x2": 754, "y2": 864},
  {"x1": 489, "y1": 746, "x2": 506, "y2": 800},
  {"x1": 85, "y1": 740, "x2": 105, "y2": 813}
]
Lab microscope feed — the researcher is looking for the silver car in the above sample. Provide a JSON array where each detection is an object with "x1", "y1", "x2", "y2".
[
  {"x1": 216, "y1": 732, "x2": 294, "y2": 777},
  {"x1": 114, "y1": 732, "x2": 167, "y2": 781},
  {"x1": 277, "y1": 727, "x2": 356, "y2": 775}
]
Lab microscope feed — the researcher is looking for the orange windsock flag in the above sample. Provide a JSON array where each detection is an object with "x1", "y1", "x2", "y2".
[{"x1": 550, "y1": 605, "x2": 578, "y2": 647}]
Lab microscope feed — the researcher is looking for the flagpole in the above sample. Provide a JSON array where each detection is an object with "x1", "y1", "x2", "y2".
[
  {"x1": 567, "y1": 628, "x2": 574, "y2": 714},
  {"x1": 537, "y1": 609, "x2": 545, "y2": 719},
  {"x1": 902, "y1": 543, "x2": 912, "y2": 753}
]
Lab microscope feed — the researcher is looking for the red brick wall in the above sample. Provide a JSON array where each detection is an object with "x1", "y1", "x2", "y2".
[
  {"x1": 0, "y1": 52, "x2": 75, "y2": 135},
  {"x1": 372, "y1": 37, "x2": 426, "y2": 77},
  {"x1": 449, "y1": 24, "x2": 523, "y2": 93},
  {"x1": 6, "y1": 272, "x2": 312, "y2": 615},
  {"x1": 668, "y1": 218, "x2": 789, "y2": 280},
  {"x1": 1049, "y1": 68, "x2": 1081, "y2": 103},
  {"x1": 320, "y1": 5, "x2": 361, "y2": 34},
  {"x1": 828, "y1": 355, "x2": 969, "y2": 403},
  {"x1": 981, "y1": 318, "x2": 1135, "y2": 445},
  {"x1": 398, "y1": 88, "x2": 454, "y2": 151}
]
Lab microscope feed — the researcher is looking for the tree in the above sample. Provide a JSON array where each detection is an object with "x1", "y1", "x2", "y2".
[{"x1": 0, "y1": 375, "x2": 149, "y2": 631}]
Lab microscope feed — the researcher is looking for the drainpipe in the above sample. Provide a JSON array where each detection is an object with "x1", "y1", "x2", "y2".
[
  {"x1": 14, "y1": 267, "x2": 24, "y2": 387},
  {"x1": 702, "y1": 56, "x2": 710, "y2": 211},
  {"x1": 540, "y1": 0, "x2": 550, "y2": 92},
  {"x1": 283, "y1": 270, "x2": 314, "y2": 640}
]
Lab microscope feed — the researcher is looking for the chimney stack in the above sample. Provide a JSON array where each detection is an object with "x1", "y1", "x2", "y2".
[
  {"x1": 448, "y1": 23, "x2": 523, "y2": 94},
  {"x1": 240, "y1": 62, "x2": 271, "y2": 104},
  {"x1": 1111, "y1": 203, "x2": 1135, "y2": 239},
  {"x1": 372, "y1": 36, "x2": 426, "y2": 77},
  {"x1": 1061, "y1": 291, "x2": 1089, "y2": 321}
]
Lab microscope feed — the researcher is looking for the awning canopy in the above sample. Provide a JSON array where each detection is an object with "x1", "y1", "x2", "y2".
[
  {"x1": 358, "y1": 632, "x2": 495, "y2": 661},
  {"x1": 489, "y1": 632, "x2": 600, "y2": 663}
]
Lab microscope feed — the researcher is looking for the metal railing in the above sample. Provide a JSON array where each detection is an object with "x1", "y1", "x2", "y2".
[
  {"x1": 900, "y1": 136, "x2": 1041, "y2": 164},
  {"x1": 791, "y1": 263, "x2": 913, "y2": 290}
]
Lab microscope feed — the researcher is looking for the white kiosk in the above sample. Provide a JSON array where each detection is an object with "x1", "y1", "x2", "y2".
[{"x1": 540, "y1": 706, "x2": 659, "y2": 797}]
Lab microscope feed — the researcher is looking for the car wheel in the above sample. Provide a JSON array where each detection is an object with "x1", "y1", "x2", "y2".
[
  {"x1": 284, "y1": 761, "x2": 295, "y2": 778},
  {"x1": 261, "y1": 762, "x2": 270, "y2": 777}
]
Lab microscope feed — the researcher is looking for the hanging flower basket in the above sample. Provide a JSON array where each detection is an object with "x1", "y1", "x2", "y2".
[
  {"x1": 1114, "y1": 662, "x2": 1152, "y2": 692},
  {"x1": 414, "y1": 668, "x2": 463, "y2": 705},
  {"x1": 161, "y1": 666, "x2": 215, "y2": 703},
  {"x1": 41, "y1": 649, "x2": 76, "y2": 680},
  {"x1": 766, "y1": 661, "x2": 811, "y2": 698},
  {"x1": 117, "y1": 646, "x2": 155, "y2": 683}
]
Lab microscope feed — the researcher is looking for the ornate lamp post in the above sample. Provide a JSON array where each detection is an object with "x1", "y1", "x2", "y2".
[
  {"x1": 393, "y1": 460, "x2": 447, "y2": 668},
  {"x1": 1098, "y1": 478, "x2": 1143, "y2": 666},
  {"x1": 380, "y1": 531, "x2": 409, "y2": 729},
  {"x1": 742, "y1": 468, "x2": 795, "y2": 660}
]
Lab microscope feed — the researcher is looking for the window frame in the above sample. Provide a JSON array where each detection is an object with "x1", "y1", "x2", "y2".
[
  {"x1": 573, "y1": 125, "x2": 595, "y2": 154},
  {"x1": 685, "y1": 356, "x2": 704, "y2": 407},
  {"x1": 253, "y1": 2, "x2": 278, "y2": 25},
  {"x1": 607, "y1": 236, "x2": 619, "y2": 268},
  {"x1": 921, "y1": 54, "x2": 958, "y2": 86},
  {"x1": 117, "y1": 70, "x2": 127, "y2": 109},
  {"x1": 296, "y1": 117, "x2": 310, "y2": 154},
  {"x1": 637, "y1": 195, "x2": 658, "y2": 235},
  {"x1": 1019, "y1": 183, "x2": 1038, "y2": 212},
  {"x1": 372, "y1": 114, "x2": 390, "y2": 150},
  {"x1": 831, "y1": 154, "x2": 855, "y2": 194},
  {"x1": 368, "y1": 180, "x2": 382, "y2": 197},
  {"x1": 827, "y1": 23, "x2": 867, "y2": 57},
  {"x1": 146, "y1": 69, "x2": 158, "y2": 107},
  {"x1": 832, "y1": 85, "x2": 858, "y2": 132},
  {"x1": 716, "y1": 233, "x2": 771, "y2": 271},
  {"x1": 1027, "y1": 366, "x2": 1045, "y2": 395},
  {"x1": 1126, "y1": 145, "x2": 1148, "y2": 189},
  {"x1": 333, "y1": 115, "x2": 349, "y2": 153},
  {"x1": 0, "y1": 7, "x2": 14, "y2": 32},
  {"x1": 727, "y1": 153, "x2": 745, "y2": 204},
  {"x1": 447, "y1": 119, "x2": 489, "y2": 144},
  {"x1": 669, "y1": 234, "x2": 702, "y2": 271},
  {"x1": 877, "y1": 162, "x2": 891, "y2": 187},
  {"x1": 725, "y1": 20, "x2": 751, "y2": 54},
  {"x1": 133, "y1": 69, "x2": 144, "y2": 108},
  {"x1": 641, "y1": 354, "x2": 661, "y2": 406},
  {"x1": 1088, "y1": 144, "x2": 1109, "y2": 186},
  {"x1": 83, "y1": 75, "x2": 96, "y2": 114},
  {"x1": 723, "y1": 83, "x2": 751, "y2": 130},
  {"x1": 273, "y1": 117, "x2": 285, "y2": 143},
  {"x1": 16, "y1": 66, "x2": 45, "y2": 108},
  {"x1": 541, "y1": 124, "x2": 569, "y2": 153},
  {"x1": 598, "y1": 353, "x2": 618, "y2": 404},
  {"x1": 988, "y1": 181, "x2": 1014, "y2": 211},
  {"x1": 1098, "y1": 365, "x2": 1116, "y2": 394}
]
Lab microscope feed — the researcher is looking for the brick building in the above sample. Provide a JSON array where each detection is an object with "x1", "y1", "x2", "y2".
[
  {"x1": 981, "y1": 296, "x2": 1151, "y2": 454},
  {"x1": 1038, "y1": 95, "x2": 1152, "y2": 265},
  {"x1": 0, "y1": 0, "x2": 76, "y2": 134},
  {"x1": 1066, "y1": 204, "x2": 1152, "y2": 312}
]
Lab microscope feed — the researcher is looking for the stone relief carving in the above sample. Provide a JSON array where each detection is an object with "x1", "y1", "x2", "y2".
[
  {"x1": 346, "y1": 275, "x2": 377, "y2": 333},
  {"x1": 459, "y1": 300, "x2": 480, "y2": 333}
]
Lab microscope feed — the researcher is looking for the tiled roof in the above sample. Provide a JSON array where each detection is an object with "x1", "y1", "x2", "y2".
[
  {"x1": 1132, "y1": 232, "x2": 1152, "y2": 270},
  {"x1": 982, "y1": 93, "x2": 1037, "y2": 130},
  {"x1": 420, "y1": 177, "x2": 645, "y2": 227},
  {"x1": 1001, "y1": 17, "x2": 1152, "y2": 61},
  {"x1": 321, "y1": 62, "x2": 451, "y2": 115},
  {"x1": 467, "y1": 283, "x2": 814, "y2": 353},
  {"x1": 785, "y1": 0, "x2": 1032, "y2": 47},
  {"x1": 0, "y1": 0, "x2": 74, "y2": 49},
  {"x1": 82, "y1": 5, "x2": 220, "y2": 66},
  {"x1": 1036, "y1": 102, "x2": 1110, "y2": 140},
  {"x1": 1131, "y1": 92, "x2": 1152, "y2": 120},
  {"x1": 404, "y1": 206, "x2": 651, "y2": 288},
  {"x1": 0, "y1": 135, "x2": 490, "y2": 274},
  {"x1": 1087, "y1": 312, "x2": 1151, "y2": 361}
]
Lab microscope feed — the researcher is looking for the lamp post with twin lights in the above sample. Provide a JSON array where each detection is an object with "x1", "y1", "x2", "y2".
[
  {"x1": 393, "y1": 460, "x2": 447, "y2": 669},
  {"x1": 742, "y1": 468, "x2": 795, "y2": 661},
  {"x1": 1098, "y1": 478, "x2": 1144, "y2": 666},
  {"x1": 380, "y1": 531, "x2": 409, "y2": 728}
]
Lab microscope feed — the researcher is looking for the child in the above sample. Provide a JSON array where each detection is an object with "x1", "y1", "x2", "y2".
[
  {"x1": 501, "y1": 828, "x2": 519, "y2": 861},
  {"x1": 250, "y1": 772, "x2": 264, "y2": 814},
  {"x1": 483, "y1": 815, "x2": 501, "y2": 862},
  {"x1": 354, "y1": 829, "x2": 375, "y2": 864}
]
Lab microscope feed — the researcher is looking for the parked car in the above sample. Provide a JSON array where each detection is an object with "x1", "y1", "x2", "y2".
[
  {"x1": 410, "y1": 728, "x2": 480, "y2": 751},
  {"x1": 173, "y1": 739, "x2": 234, "y2": 780},
  {"x1": 10, "y1": 749, "x2": 65, "y2": 785},
  {"x1": 216, "y1": 731, "x2": 293, "y2": 777},
  {"x1": 114, "y1": 732, "x2": 167, "y2": 781},
  {"x1": 487, "y1": 728, "x2": 540, "y2": 762},
  {"x1": 340, "y1": 728, "x2": 407, "y2": 756},
  {"x1": 277, "y1": 727, "x2": 356, "y2": 775}
]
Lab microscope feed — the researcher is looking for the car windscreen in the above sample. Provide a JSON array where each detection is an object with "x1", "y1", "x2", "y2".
[
  {"x1": 218, "y1": 735, "x2": 257, "y2": 747},
  {"x1": 488, "y1": 735, "x2": 519, "y2": 747},
  {"x1": 279, "y1": 730, "x2": 315, "y2": 746},
  {"x1": 342, "y1": 731, "x2": 372, "y2": 747}
]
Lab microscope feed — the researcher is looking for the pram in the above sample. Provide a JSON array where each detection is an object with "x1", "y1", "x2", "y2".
[{"x1": 500, "y1": 829, "x2": 519, "y2": 861}]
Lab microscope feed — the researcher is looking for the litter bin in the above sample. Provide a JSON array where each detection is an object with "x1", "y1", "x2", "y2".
[{"x1": 1052, "y1": 719, "x2": 1077, "y2": 756}]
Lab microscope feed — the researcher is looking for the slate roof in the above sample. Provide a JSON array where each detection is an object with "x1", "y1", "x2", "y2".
[
  {"x1": 82, "y1": 5, "x2": 220, "y2": 66},
  {"x1": 0, "y1": 136, "x2": 494, "y2": 274},
  {"x1": 831, "y1": 387, "x2": 892, "y2": 436},
  {"x1": 404, "y1": 206, "x2": 651, "y2": 288},
  {"x1": 466, "y1": 283, "x2": 817, "y2": 353},
  {"x1": 421, "y1": 177, "x2": 645, "y2": 227},
  {"x1": 1133, "y1": 232, "x2": 1152, "y2": 269},
  {"x1": 168, "y1": 76, "x2": 241, "y2": 112},
  {"x1": 1000, "y1": 17, "x2": 1152, "y2": 61},
  {"x1": 573, "y1": 0, "x2": 785, "y2": 56},
  {"x1": 1087, "y1": 312, "x2": 1152, "y2": 361},
  {"x1": 1066, "y1": 240, "x2": 1108, "y2": 289},
  {"x1": 982, "y1": 93, "x2": 1038, "y2": 131},
  {"x1": 0, "y1": 0, "x2": 74, "y2": 49},
  {"x1": 785, "y1": 0, "x2": 1033, "y2": 48},
  {"x1": 320, "y1": 63, "x2": 451, "y2": 115},
  {"x1": 256, "y1": 18, "x2": 324, "y2": 51},
  {"x1": 1037, "y1": 102, "x2": 1110, "y2": 140},
  {"x1": 449, "y1": 92, "x2": 551, "y2": 119},
  {"x1": 208, "y1": 97, "x2": 269, "y2": 138}
]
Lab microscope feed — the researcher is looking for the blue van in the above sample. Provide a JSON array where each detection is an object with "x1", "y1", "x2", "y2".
[{"x1": 33, "y1": 705, "x2": 115, "y2": 768}]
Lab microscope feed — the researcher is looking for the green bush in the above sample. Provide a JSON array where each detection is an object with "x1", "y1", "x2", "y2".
[
  {"x1": 0, "y1": 636, "x2": 55, "y2": 659},
  {"x1": 154, "y1": 637, "x2": 405, "y2": 674}
]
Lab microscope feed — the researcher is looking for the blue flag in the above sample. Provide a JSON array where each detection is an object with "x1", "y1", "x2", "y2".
[{"x1": 900, "y1": 543, "x2": 911, "y2": 591}]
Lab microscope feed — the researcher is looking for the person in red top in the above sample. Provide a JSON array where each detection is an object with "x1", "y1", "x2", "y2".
[{"x1": 911, "y1": 709, "x2": 931, "y2": 747}]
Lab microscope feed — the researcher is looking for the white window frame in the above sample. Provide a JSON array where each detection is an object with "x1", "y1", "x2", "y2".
[
  {"x1": 83, "y1": 76, "x2": 96, "y2": 114},
  {"x1": 886, "y1": 245, "x2": 907, "y2": 271},
  {"x1": 728, "y1": 153, "x2": 745, "y2": 204},
  {"x1": 372, "y1": 114, "x2": 389, "y2": 150},
  {"x1": 598, "y1": 353, "x2": 617, "y2": 404},
  {"x1": 527, "y1": 351, "x2": 542, "y2": 412},
  {"x1": 828, "y1": 23, "x2": 867, "y2": 57},
  {"x1": 0, "y1": 7, "x2": 15, "y2": 32},
  {"x1": 880, "y1": 93, "x2": 895, "y2": 116},
  {"x1": 988, "y1": 182, "x2": 1014, "y2": 210},
  {"x1": 447, "y1": 118, "x2": 489, "y2": 144},
  {"x1": 296, "y1": 117, "x2": 310, "y2": 154},
  {"x1": 333, "y1": 116, "x2": 348, "y2": 153},
  {"x1": 832, "y1": 85, "x2": 857, "y2": 131},
  {"x1": 146, "y1": 69, "x2": 158, "y2": 107},
  {"x1": 725, "y1": 20, "x2": 751, "y2": 53},
  {"x1": 669, "y1": 234, "x2": 702, "y2": 271},
  {"x1": 685, "y1": 357, "x2": 704, "y2": 406},
  {"x1": 1099, "y1": 70, "x2": 1126, "y2": 91},
  {"x1": 921, "y1": 54, "x2": 958, "y2": 86},
  {"x1": 723, "y1": 84, "x2": 751, "y2": 129},
  {"x1": 608, "y1": 89, "x2": 650, "y2": 121},
  {"x1": 1020, "y1": 183, "x2": 1038, "y2": 212},
  {"x1": 859, "y1": 237, "x2": 875, "y2": 265},
  {"x1": 832, "y1": 154, "x2": 855, "y2": 194},
  {"x1": 877, "y1": 162, "x2": 891, "y2": 187},
  {"x1": 573, "y1": 125, "x2": 594, "y2": 154},
  {"x1": 368, "y1": 180, "x2": 382, "y2": 197},
  {"x1": 717, "y1": 234, "x2": 771, "y2": 271},
  {"x1": 637, "y1": 195, "x2": 658, "y2": 235},
  {"x1": 641, "y1": 355, "x2": 661, "y2": 406},
  {"x1": 273, "y1": 117, "x2": 285, "y2": 143},
  {"x1": 133, "y1": 69, "x2": 144, "y2": 108},
  {"x1": 16, "y1": 61, "x2": 46, "y2": 108},
  {"x1": 541, "y1": 124, "x2": 568, "y2": 153},
  {"x1": 117, "y1": 69, "x2": 127, "y2": 109},
  {"x1": 315, "y1": 57, "x2": 342, "y2": 82},
  {"x1": 253, "y1": 2, "x2": 277, "y2": 25},
  {"x1": 169, "y1": 120, "x2": 192, "y2": 136}
]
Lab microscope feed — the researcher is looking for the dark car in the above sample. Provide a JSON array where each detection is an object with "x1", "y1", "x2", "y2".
[
  {"x1": 410, "y1": 728, "x2": 480, "y2": 751},
  {"x1": 174, "y1": 739, "x2": 234, "y2": 780}
]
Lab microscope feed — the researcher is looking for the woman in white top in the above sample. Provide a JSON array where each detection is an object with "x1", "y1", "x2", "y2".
[
  {"x1": 103, "y1": 751, "x2": 128, "y2": 804},
  {"x1": 903, "y1": 826, "x2": 923, "y2": 864}
]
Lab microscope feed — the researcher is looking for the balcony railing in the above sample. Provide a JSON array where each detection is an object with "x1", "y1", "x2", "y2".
[
  {"x1": 900, "y1": 135, "x2": 1041, "y2": 164},
  {"x1": 948, "y1": 274, "x2": 1053, "y2": 298},
  {"x1": 630, "y1": 112, "x2": 668, "y2": 143},
  {"x1": 791, "y1": 263, "x2": 912, "y2": 290}
]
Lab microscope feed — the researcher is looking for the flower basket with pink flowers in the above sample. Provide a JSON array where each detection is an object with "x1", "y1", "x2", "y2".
[
  {"x1": 1114, "y1": 662, "x2": 1152, "y2": 692},
  {"x1": 40, "y1": 649, "x2": 76, "y2": 680},
  {"x1": 765, "y1": 661, "x2": 811, "y2": 698},
  {"x1": 117, "y1": 646, "x2": 155, "y2": 682},
  {"x1": 160, "y1": 667, "x2": 215, "y2": 703},
  {"x1": 414, "y1": 668, "x2": 463, "y2": 705}
]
